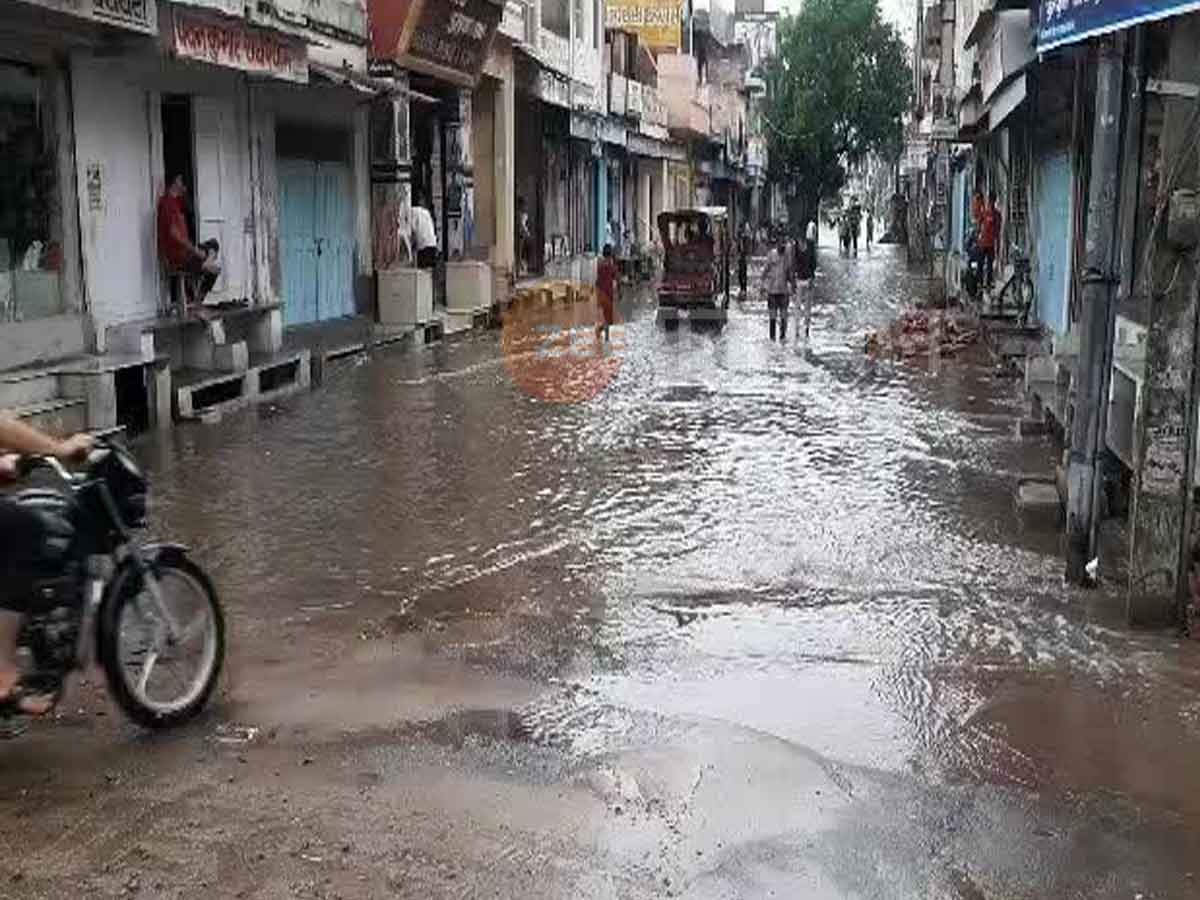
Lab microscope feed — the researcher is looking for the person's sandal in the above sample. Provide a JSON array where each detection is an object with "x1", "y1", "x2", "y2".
[{"x1": 0, "y1": 674, "x2": 63, "y2": 719}]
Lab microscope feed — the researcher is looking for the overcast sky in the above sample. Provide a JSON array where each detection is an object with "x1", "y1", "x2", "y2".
[{"x1": 770, "y1": 0, "x2": 917, "y2": 45}]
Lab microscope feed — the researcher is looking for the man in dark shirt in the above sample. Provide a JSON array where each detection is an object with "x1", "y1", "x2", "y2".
[{"x1": 158, "y1": 174, "x2": 219, "y2": 307}]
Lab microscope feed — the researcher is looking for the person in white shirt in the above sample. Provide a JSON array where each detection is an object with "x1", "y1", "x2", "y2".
[
  {"x1": 806, "y1": 220, "x2": 817, "y2": 244},
  {"x1": 412, "y1": 194, "x2": 438, "y2": 270}
]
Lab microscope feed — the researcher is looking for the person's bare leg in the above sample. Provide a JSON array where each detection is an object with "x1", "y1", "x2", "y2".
[
  {"x1": 0, "y1": 611, "x2": 20, "y2": 695},
  {"x1": 0, "y1": 610, "x2": 52, "y2": 715}
]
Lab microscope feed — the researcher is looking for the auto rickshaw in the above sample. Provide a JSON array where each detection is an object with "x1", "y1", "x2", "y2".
[{"x1": 656, "y1": 207, "x2": 731, "y2": 327}]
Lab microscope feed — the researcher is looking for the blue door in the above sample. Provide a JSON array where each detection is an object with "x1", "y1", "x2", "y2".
[
  {"x1": 315, "y1": 162, "x2": 355, "y2": 321},
  {"x1": 279, "y1": 159, "x2": 355, "y2": 326},
  {"x1": 279, "y1": 159, "x2": 318, "y2": 327},
  {"x1": 1034, "y1": 152, "x2": 1072, "y2": 336}
]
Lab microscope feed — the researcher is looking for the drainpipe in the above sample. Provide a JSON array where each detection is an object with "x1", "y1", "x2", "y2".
[{"x1": 1066, "y1": 36, "x2": 1125, "y2": 584}]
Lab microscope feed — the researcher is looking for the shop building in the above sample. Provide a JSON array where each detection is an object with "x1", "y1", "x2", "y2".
[
  {"x1": 1, "y1": 0, "x2": 158, "y2": 372},
  {"x1": 367, "y1": 0, "x2": 508, "y2": 331},
  {"x1": 1, "y1": 0, "x2": 376, "y2": 431}
]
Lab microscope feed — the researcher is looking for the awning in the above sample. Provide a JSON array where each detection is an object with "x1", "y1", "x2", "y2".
[
  {"x1": 309, "y1": 61, "x2": 441, "y2": 104},
  {"x1": 986, "y1": 74, "x2": 1026, "y2": 130}
]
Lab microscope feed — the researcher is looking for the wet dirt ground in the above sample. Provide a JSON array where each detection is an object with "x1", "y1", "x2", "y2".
[{"x1": 5, "y1": 244, "x2": 1200, "y2": 899}]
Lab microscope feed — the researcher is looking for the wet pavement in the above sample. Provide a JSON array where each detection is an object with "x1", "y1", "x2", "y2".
[{"x1": 5, "y1": 244, "x2": 1200, "y2": 898}]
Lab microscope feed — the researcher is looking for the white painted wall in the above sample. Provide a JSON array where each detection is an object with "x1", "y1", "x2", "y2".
[
  {"x1": 72, "y1": 53, "x2": 259, "y2": 342},
  {"x1": 493, "y1": 42, "x2": 515, "y2": 273},
  {"x1": 71, "y1": 51, "x2": 158, "y2": 340}
]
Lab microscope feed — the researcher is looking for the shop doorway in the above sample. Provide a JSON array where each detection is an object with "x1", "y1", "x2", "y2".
[
  {"x1": 161, "y1": 95, "x2": 196, "y2": 240},
  {"x1": 277, "y1": 123, "x2": 355, "y2": 326}
]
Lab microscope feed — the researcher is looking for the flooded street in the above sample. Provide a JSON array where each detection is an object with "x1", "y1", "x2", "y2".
[{"x1": 5, "y1": 245, "x2": 1200, "y2": 899}]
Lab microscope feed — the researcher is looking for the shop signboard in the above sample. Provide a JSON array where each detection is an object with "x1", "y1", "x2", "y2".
[
  {"x1": 641, "y1": 86, "x2": 667, "y2": 128},
  {"x1": 627, "y1": 133, "x2": 659, "y2": 157},
  {"x1": 606, "y1": 0, "x2": 684, "y2": 49},
  {"x1": 573, "y1": 80, "x2": 603, "y2": 114},
  {"x1": 395, "y1": 0, "x2": 504, "y2": 88},
  {"x1": 17, "y1": 0, "x2": 157, "y2": 34},
  {"x1": 609, "y1": 74, "x2": 628, "y2": 116},
  {"x1": 573, "y1": 41, "x2": 601, "y2": 87},
  {"x1": 498, "y1": 0, "x2": 528, "y2": 42},
  {"x1": 91, "y1": 0, "x2": 156, "y2": 33},
  {"x1": 626, "y1": 80, "x2": 643, "y2": 118},
  {"x1": 640, "y1": 121, "x2": 669, "y2": 141},
  {"x1": 903, "y1": 138, "x2": 930, "y2": 174},
  {"x1": 539, "y1": 28, "x2": 571, "y2": 76},
  {"x1": 537, "y1": 69, "x2": 571, "y2": 108},
  {"x1": 169, "y1": 7, "x2": 308, "y2": 81},
  {"x1": 599, "y1": 117, "x2": 626, "y2": 146},
  {"x1": 569, "y1": 113, "x2": 599, "y2": 143},
  {"x1": 1037, "y1": 0, "x2": 1200, "y2": 51}
]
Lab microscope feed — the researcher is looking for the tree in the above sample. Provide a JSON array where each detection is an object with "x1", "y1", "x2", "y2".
[{"x1": 763, "y1": 0, "x2": 910, "y2": 228}]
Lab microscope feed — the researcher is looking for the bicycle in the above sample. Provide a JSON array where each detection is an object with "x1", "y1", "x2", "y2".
[{"x1": 989, "y1": 244, "x2": 1035, "y2": 324}]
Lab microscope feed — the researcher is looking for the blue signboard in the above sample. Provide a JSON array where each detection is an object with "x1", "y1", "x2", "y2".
[{"x1": 1038, "y1": 0, "x2": 1200, "y2": 51}]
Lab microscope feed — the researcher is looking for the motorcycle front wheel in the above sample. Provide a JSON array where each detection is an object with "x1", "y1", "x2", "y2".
[{"x1": 98, "y1": 557, "x2": 225, "y2": 729}]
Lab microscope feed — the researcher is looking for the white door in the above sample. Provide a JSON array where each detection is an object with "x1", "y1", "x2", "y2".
[{"x1": 193, "y1": 96, "x2": 246, "y2": 301}]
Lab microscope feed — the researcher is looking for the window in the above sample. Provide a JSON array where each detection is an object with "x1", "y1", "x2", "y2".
[{"x1": 0, "y1": 60, "x2": 65, "y2": 323}]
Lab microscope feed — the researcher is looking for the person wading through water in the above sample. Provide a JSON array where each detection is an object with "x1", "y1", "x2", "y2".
[
  {"x1": 764, "y1": 234, "x2": 792, "y2": 341},
  {"x1": 596, "y1": 243, "x2": 618, "y2": 343}
]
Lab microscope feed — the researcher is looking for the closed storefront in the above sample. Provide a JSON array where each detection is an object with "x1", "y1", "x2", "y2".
[
  {"x1": 1032, "y1": 150, "x2": 1072, "y2": 335},
  {"x1": 276, "y1": 124, "x2": 357, "y2": 326}
]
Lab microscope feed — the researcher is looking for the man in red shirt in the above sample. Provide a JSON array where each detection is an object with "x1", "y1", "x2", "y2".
[
  {"x1": 595, "y1": 243, "x2": 618, "y2": 343},
  {"x1": 978, "y1": 191, "x2": 1002, "y2": 291},
  {"x1": 157, "y1": 174, "x2": 220, "y2": 307}
]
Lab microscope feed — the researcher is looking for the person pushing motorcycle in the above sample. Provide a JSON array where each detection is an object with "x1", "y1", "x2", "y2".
[{"x1": 0, "y1": 415, "x2": 92, "y2": 715}]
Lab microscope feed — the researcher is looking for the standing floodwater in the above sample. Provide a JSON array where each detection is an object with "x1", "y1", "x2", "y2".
[{"x1": 2, "y1": 246, "x2": 1199, "y2": 900}]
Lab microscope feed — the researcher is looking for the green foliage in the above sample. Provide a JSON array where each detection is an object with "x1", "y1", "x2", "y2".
[{"x1": 764, "y1": 0, "x2": 910, "y2": 206}]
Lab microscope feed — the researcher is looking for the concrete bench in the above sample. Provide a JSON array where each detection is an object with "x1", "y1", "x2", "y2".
[{"x1": 106, "y1": 303, "x2": 283, "y2": 376}]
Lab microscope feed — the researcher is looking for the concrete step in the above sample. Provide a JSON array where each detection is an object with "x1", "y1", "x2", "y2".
[
  {"x1": 176, "y1": 350, "x2": 311, "y2": 423},
  {"x1": 0, "y1": 367, "x2": 66, "y2": 409},
  {"x1": 1016, "y1": 477, "x2": 1063, "y2": 529},
  {"x1": 12, "y1": 396, "x2": 88, "y2": 436}
]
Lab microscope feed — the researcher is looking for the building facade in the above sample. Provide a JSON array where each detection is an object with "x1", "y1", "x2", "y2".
[{"x1": 905, "y1": 0, "x2": 1200, "y2": 622}]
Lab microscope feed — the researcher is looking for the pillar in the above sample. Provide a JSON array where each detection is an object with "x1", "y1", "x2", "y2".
[
  {"x1": 444, "y1": 90, "x2": 474, "y2": 260},
  {"x1": 1127, "y1": 17, "x2": 1200, "y2": 623},
  {"x1": 1066, "y1": 37, "x2": 1123, "y2": 585},
  {"x1": 638, "y1": 161, "x2": 652, "y2": 245},
  {"x1": 595, "y1": 152, "x2": 607, "y2": 251},
  {"x1": 369, "y1": 69, "x2": 413, "y2": 270},
  {"x1": 494, "y1": 46, "x2": 516, "y2": 274}
]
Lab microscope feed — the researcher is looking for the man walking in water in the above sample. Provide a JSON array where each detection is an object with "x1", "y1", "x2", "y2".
[{"x1": 764, "y1": 235, "x2": 792, "y2": 341}]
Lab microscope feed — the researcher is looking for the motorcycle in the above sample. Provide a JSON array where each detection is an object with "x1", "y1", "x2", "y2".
[
  {"x1": 962, "y1": 229, "x2": 983, "y2": 303},
  {"x1": 7, "y1": 438, "x2": 224, "y2": 728}
]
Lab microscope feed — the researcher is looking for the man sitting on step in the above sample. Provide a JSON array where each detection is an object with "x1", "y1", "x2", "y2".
[{"x1": 158, "y1": 174, "x2": 221, "y2": 311}]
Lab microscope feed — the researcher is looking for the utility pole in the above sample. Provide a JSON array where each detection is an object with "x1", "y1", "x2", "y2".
[{"x1": 1066, "y1": 37, "x2": 1125, "y2": 584}]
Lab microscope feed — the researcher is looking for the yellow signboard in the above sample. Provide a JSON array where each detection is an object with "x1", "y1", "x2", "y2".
[{"x1": 606, "y1": 0, "x2": 684, "y2": 49}]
